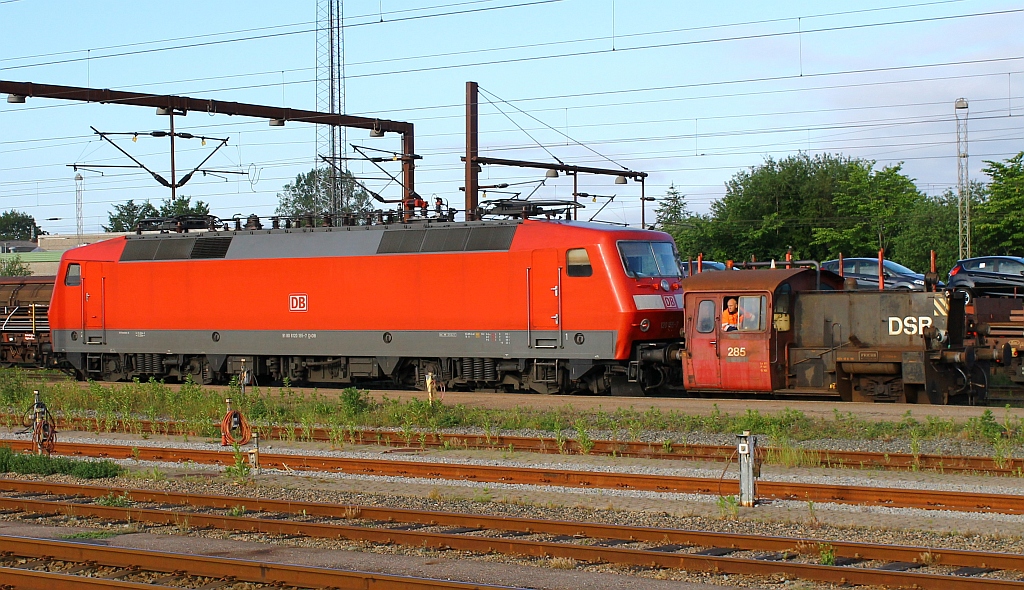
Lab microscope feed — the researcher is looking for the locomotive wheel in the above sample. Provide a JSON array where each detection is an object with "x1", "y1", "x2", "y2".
[{"x1": 100, "y1": 356, "x2": 126, "y2": 382}]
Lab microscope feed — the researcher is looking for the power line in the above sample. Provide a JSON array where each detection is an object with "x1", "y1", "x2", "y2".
[{"x1": 0, "y1": 0, "x2": 567, "y2": 72}]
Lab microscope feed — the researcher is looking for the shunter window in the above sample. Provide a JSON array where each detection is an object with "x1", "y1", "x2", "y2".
[
  {"x1": 64, "y1": 263, "x2": 81, "y2": 286},
  {"x1": 696, "y1": 300, "x2": 716, "y2": 333},
  {"x1": 736, "y1": 295, "x2": 767, "y2": 332},
  {"x1": 566, "y1": 248, "x2": 593, "y2": 277}
]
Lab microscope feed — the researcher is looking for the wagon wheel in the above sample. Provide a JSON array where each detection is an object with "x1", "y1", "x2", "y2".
[{"x1": 954, "y1": 363, "x2": 988, "y2": 405}]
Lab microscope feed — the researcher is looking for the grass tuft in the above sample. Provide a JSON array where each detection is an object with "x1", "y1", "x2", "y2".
[{"x1": 0, "y1": 446, "x2": 123, "y2": 479}]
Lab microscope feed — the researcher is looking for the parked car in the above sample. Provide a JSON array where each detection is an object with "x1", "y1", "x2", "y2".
[
  {"x1": 946, "y1": 256, "x2": 1024, "y2": 303},
  {"x1": 820, "y1": 258, "x2": 936, "y2": 291},
  {"x1": 680, "y1": 260, "x2": 729, "y2": 278}
]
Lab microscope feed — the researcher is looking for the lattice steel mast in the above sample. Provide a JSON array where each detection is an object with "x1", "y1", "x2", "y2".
[
  {"x1": 955, "y1": 98, "x2": 970, "y2": 259},
  {"x1": 316, "y1": 0, "x2": 346, "y2": 215}
]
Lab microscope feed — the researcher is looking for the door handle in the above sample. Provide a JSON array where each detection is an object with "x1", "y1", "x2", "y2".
[{"x1": 709, "y1": 340, "x2": 716, "y2": 345}]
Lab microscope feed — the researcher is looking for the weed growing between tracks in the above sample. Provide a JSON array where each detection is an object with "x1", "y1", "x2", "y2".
[
  {"x1": 0, "y1": 446, "x2": 123, "y2": 479},
  {"x1": 2, "y1": 368, "x2": 1024, "y2": 453}
]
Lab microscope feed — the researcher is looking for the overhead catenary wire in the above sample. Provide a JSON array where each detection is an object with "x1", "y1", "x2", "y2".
[{"x1": 3, "y1": 4, "x2": 1022, "y2": 230}]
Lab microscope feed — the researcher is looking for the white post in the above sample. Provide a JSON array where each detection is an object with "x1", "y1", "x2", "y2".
[{"x1": 737, "y1": 430, "x2": 757, "y2": 507}]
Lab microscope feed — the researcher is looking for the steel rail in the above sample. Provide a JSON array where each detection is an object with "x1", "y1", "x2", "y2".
[
  {"x1": 2, "y1": 478, "x2": 1023, "y2": 571},
  {"x1": 26, "y1": 414, "x2": 1024, "y2": 475},
  {"x1": 0, "y1": 568, "x2": 174, "y2": 589},
  {"x1": 0, "y1": 481, "x2": 1019, "y2": 589},
  {"x1": 0, "y1": 534, "x2": 517, "y2": 589},
  {"x1": 7, "y1": 440, "x2": 1023, "y2": 514}
]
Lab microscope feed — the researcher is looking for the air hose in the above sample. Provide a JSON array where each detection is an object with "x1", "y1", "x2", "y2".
[
  {"x1": 220, "y1": 398, "x2": 252, "y2": 446},
  {"x1": 19, "y1": 390, "x2": 56, "y2": 455}
]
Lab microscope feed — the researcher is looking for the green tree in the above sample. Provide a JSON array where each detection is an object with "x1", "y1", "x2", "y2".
[
  {"x1": 0, "y1": 210, "x2": 44, "y2": 241},
  {"x1": 0, "y1": 255, "x2": 31, "y2": 277},
  {"x1": 276, "y1": 167, "x2": 375, "y2": 217},
  {"x1": 891, "y1": 182, "x2": 984, "y2": 273},
  {"x1": 655, "y1": 183, "x2": 689, "y2": 229},
  {"x1": 809, "y1": 162, "x2": 925, "y2": 259},
  {"x1": 104, "y1": 199, "x2": 159, "y2": 232},
  {"x1": 654, "y1": 184, "x2": 715, "y2": 261},
  {"x1": 158, "y1": 195, "x2": 210, "y2": 218},
  {"x1": 694, "y1": 153, "x2": 855, "y2": 261},
  {"x1": 975, "y1": 152, "x2": 1024, "y2": 255}
]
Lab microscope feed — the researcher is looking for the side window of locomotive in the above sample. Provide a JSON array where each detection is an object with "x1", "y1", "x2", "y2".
[
  {"x1": 64, "y1": 263, "x2": 81, "y2": 286},
  {"x1": 737, "y1": 295, "x2": 767, "y2": 332},
  {"x1": 566, "y1": 248, "x2": 593, "y2": 277},
  {"x1": 773, "y1": 285, "x2": 791, "y2": 332},
  {"x1": 696, "y1": 300, "x2": 716, "y2": 333}
]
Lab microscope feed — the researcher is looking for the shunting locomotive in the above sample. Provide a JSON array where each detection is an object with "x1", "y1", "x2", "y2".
[
  {"x1": 678, "y1": 267, "x2": 988, "y2": 404},
  {"x1": 47, "y1": 214, "x2": 685, "y2": 395}
]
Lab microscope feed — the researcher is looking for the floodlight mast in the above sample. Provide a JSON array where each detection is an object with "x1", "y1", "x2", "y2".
[{"x1": 0, "y1": 80, "x2": 417, "y2": 205}]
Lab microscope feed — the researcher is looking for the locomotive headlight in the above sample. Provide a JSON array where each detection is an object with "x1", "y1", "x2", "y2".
[
  {"x1": 639, "y1": 318, "x2": 651, "y2": 332},
  {"x1": 660, "y1": 279, "x2": 671, "y2": 292}
]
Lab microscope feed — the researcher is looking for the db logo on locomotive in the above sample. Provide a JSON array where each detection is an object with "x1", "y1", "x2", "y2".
[{"x1": 289, "y1": 293, "x2": 308, "y2": 312}]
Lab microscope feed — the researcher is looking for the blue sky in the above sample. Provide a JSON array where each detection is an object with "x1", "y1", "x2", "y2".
[{"x1": 0, "y1": 0, "x2": 1022, "y2": 234}]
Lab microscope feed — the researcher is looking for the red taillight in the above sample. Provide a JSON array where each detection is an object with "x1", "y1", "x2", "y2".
[{"x1": 950, "y1": 265, "x2": 961, "y2": 276}]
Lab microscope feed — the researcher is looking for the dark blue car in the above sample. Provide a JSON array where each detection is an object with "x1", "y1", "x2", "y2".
[
  {"x1": 821, "y1": 258, "x2": 936, "y2": 291},
  {"x1": 946, "y1": 256, "x2": 1024, "y2": 303}
]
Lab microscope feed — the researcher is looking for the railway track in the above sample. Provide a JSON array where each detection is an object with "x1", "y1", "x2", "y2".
[
  {"x1": 0, "y1": 532, "x2": 509, "y2": 589},
  {"x1": 0, "y1": 478, "x2": 1020, "y2": 589},
  {"x1": 26, "y1": 415, "x2": 1024, "y2": 476},
  {"x1": 6, "y1": 439, "x2": 1024, "y2": 515}
]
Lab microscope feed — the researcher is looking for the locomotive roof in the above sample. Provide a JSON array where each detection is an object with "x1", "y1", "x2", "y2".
[
  {"x1": 61, "y1": 218, "x2": 672, "y2": 264},
  {"x1": 680, "y1": 267, "x2": 843, "y2": 292}
]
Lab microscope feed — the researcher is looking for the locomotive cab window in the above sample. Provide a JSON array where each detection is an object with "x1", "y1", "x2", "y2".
[
  {"x1": 737, "y1": 295, "x2": 767, "y2": 331},
  {"x1": 723, "y1": 295, "x2": 767, "y2": 332},
  {"x1": 64, "y1": 263, "x2": 81, "y2": 286},
  {"x1": 617, "y1": 241, "x2": 682, "y2": 278},
  {"x1": 566, "y1": 248, "x2": 593, "y2": 277},
  {"x1": 696, "y1": 300, "x2": 716, "y2": 333},
  {"x1": 773, "y1": 284, "x2": 791, "y2": 332}
]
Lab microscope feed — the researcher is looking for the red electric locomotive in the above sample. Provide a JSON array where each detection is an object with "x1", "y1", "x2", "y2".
[{"x1": 49, "y1": 218, "x2": 685, "y2": 395}]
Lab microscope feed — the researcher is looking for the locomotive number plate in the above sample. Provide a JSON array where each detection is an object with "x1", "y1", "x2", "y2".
[{"x1": 727, "y1": 347, "x2": 746, "y2": 357}]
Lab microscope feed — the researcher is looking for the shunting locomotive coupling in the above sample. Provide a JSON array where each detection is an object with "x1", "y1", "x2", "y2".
[{"x1": 0, "y1": 205, "x2": 1015, "y2": 405}]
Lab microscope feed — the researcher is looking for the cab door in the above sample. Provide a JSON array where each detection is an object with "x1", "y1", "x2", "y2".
[
  {"x1": 529, "y1": 249, "x2": 562, "y2": 349},
  {"x1": 82, "y1": 262, "x2": 105, "y2": 345},
  {"x1": 685, "y1": 297, "x2": 721, "y2": 388},
  {"x1": 719, "y1": 294, "x2": 772, "y2": 392}
]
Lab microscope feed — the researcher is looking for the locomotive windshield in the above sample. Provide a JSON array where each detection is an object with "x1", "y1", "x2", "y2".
[{"x1": 618, "y1": 241, "x2": 682, "y2": 278}]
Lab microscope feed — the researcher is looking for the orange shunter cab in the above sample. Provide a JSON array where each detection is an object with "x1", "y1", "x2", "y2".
[{"x1": 680, "y1": 268, "x2": 842, "y2": 396}]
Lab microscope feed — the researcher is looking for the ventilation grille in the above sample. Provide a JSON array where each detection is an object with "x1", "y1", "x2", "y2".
[
  {"x1": 120, "y1": 236, "x2": 232, "y2": 262},
  {"x1": 377, "y1": 226, "x2": 516, "y2": 254},
  {"x1": 190, "y1": 237, "x2": 233, "y2": 259},
  {"x1": 120, "y1": 240, "x2": 161, "y2": 261}
]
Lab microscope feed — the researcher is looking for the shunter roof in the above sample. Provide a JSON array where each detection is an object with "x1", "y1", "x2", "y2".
[{"x1": 680, "y1": 267, "x2": 831, "y2": 292}]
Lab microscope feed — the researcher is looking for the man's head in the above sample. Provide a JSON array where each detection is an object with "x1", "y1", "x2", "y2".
[{"x1": 726, "y1": 298, "x2": 738, "y2": 313}]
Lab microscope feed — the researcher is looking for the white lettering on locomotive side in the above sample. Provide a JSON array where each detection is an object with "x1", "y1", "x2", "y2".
[
  {"x1": 888, "y1": 316, "x2": 934, "y2": 335},
  {"x1": 289, "y1": 293, "x2": 308, "y2": 312}
]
